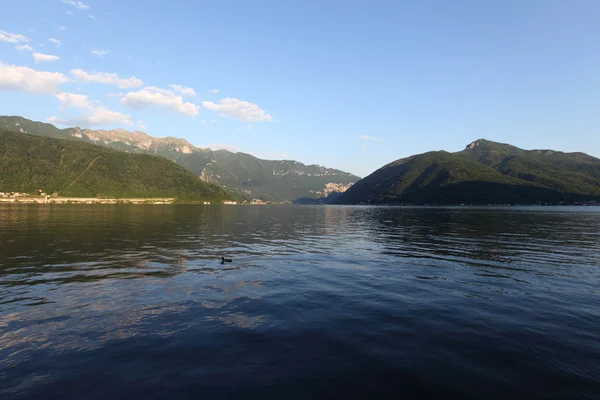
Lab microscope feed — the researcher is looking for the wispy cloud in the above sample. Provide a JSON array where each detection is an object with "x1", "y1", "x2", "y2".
[
  {"x1": 91, "y1": 49, "x2": 109, "y2": 58},
  {"x1": 62, "y1": 0, "x2": 89, "y2": 10},
  {"x1": 0, "y1": 62, "x2": 69, "y2": 94},
  {"x1": 236, "y1": 124, "x2": 253, "y2": 131},
  {"x1": 88, "y1": 15, "x2": 95, "y2": 20},
  {"x1": 71, "y1": 69, "x2": 143, "y2": 88},
  {"x1": 201, "y1": 98, "x2": 272, "y2": 122},
  {"x1": 43, "y1": 18, "x2": 68, "y2": 31},
  {"x1": 359, "y1": 135, "x2": 380, "y2": 141},
  {"x1": 15, "y1": 44, "x2": 33, "y2": 52},
  {"x1": 48, "y1": 107, "x2": 132, "y2": 127},
  {"x1": 66, "y1": 10, "x2": 73, "y2": 16},
  {"x1": 137, "y1": 120, "x2": 146, "y2": 130},
  {"x1": 169, "y1": 84, "x2": 196, "y2": 97},
  {"x1": 206, "y1": 89, "x2": 219, "y2": 94},
  {"x1": 264, "y1": 151, "x2": 290, "y2": 159},
  {"x1": 121, "y1": 86, "x2": 200, "y2": 117},
  {"x1": 197, "y1": 143, "x2": 241, "y2": 153},
  {"x1": 56, "y1": 92, "x2": 91, "y2": 110},
  {"x1": 48, "y1": 38, "x2": 62, "y2": 47},
  {"x1": 33, "y1": 52, "x2": 60, "y2": 63},
  {"x1": 0, "y1": 30, "x2": 28, "y2": 44}
]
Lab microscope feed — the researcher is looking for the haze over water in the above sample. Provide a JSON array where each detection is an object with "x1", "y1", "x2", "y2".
[{"x1": 1, "y1": 205, "x2": 599, "y2": 399}]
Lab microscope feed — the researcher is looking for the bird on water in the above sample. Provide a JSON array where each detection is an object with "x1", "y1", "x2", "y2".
[{"x1": 221, "y1": 257, "x2": 232, "y2": 264}]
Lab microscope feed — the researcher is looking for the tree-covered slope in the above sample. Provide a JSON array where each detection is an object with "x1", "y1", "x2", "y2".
[
  {"x1": 335, "y1": 151, "x2": 536, "y2": 204},
  {"x1": 457, "y1": 139, "x2": 600, "y2": 195},
  {"x1": 0, "y1": 116, "x2": 358, "y2": 202},
  {"x1": 335, "y1": 142, "x2": 600, "y2": 205},
  {"x1": 0, "y1": 116, "x2": 74, "y2": 140},
  {"x1": 0, "y1": 130, "x2": 232, "y2": 201}
]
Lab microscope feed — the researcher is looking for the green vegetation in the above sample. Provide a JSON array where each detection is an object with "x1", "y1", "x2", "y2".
[
  {"x1": 0, "y1": 116, "x2": 359, "y2": 202},
  {"x1": 336, "y1": 140, "x2": 600, "y2": 205},
  {"x1": 0, "y1": 130, "x2": 232, "y2": 202}
]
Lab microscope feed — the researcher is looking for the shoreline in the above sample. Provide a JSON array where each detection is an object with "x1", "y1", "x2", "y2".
[{"x1": 0, "y1": 197, "x2": 176, "y2": 204}]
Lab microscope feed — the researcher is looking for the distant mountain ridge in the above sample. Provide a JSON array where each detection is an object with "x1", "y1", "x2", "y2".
[
  {"x1": 335, "y1": 139, "x2": 600, "y2": 205},
  {"x1": 0, "y1": 129, "x2": 232, "y2": 202},
  {"x1": 0, "y1": 116, "x2": 358, "y2": 202}
]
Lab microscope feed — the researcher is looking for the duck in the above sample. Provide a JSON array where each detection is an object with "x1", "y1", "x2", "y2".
[{"x1": 221, "y1": 257, "x2": 233, "y2": 264}]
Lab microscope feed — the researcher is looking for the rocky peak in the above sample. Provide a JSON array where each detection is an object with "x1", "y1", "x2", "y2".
[
  {"x1": 465, "y1": 139, "x2": 515, "y2": 151},
  {"x1": 70, "y1": 127, "x2": 198, "y2": 154},
  {"x1": 465, "y1": 139, "x2": 485, "y2": 150}
]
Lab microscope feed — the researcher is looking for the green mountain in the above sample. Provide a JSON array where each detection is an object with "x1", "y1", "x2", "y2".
[
  {"x1": 0, "y1": 116, "x2": 358, "y2": 202},
  {"x1": 0, "y1": 129, "x2": 232, "y2": 202},
  {"x1": 335, "y1": 139, "x2": 600, "y2": 205}
]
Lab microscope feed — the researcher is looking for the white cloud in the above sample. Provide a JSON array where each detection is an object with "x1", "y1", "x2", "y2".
[
  {"x1": 0, "y1": 63, "x2": 69, "y2": 94},
  {"x1": 91, "y1": 49, "x2": 109, "y2": 58},
  {"x1": 265, "y1": 151, "x2": 289, "y2": 159},
  {"x1": 15, "y1": 44, "x2": 33, "y2": 52},
  {"x1": 121, "y1": 86, "x2": 200, "y2": 117},
  {"x1": 28, "y1": 29, "x2": 36, "y2": 32},
  {"x1": 89, "y1": 15, "x2": 95, "y2": 20},
  {"x1": 71, "y1": 69, "x2": 143, "y2": 88},
  {"x1": 62, "y1": 0, "x2": 89, "y2": 10},
  {"x1": 0, "y1": 30, "x2": 28, "y2": 44},
  {"x1": 58, "y1": 26, "x2": 67, "y2": 32},
  {"x1": 236, "y1": 124, "x2": 253, "y2": 131},
  {"x1": 201, "y1": 98, "x2": 272, "y2": 122},
  {"x1": 48, "y1": 107, "x2": 132, "y2": 127},
  {"x1": 107, "y1": 92, "x2": 124, "y2": 97},
  {"x1": 206, "y1": 89, "x2": 219, "y2": 94},
  {"x1": 359, "y1": 135, "x2": 380, "y2": 141},
  {"x1": 198, "y1": 144, "x2": 241, "y2": 153},
  {"x1": 169, "y1": 84, "x2": 196, "y2": 97},
  {"x1": 66, "y1": 10, "x2": 73, "y2": 16},
  {"x1": 56, "y1": 92, "x2": 91, "y2": 110},
  {"x1": 48, "y1": 38, "x2": 62, "y2": 47},
  {"x1": 33, "y1": 52, "x2": 60, "y2": 63},
  {"x1": 137, "y1": 120, "x2": 146, "y2": 130}
]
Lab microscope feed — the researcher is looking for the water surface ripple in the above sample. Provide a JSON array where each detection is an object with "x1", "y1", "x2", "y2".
[{"x1": 1, "y1": 205, "x2": 599, "y2": 399}]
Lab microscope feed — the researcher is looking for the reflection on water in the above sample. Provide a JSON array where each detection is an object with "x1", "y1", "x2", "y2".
[{"x1": 1, "y1": 205, "x2": 600, "y2": 399}]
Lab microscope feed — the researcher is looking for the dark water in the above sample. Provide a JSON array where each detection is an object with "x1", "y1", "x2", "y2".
[{"x1": 1, "y1": 205, "x2": 599, "y2": 399}]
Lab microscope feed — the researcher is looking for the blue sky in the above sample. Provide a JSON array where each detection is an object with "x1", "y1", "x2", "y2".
[{"x1": 1, "y1": 0, "x2": 599, "y2": 177}]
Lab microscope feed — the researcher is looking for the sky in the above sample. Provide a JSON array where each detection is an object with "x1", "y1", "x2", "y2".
[{"x1": 1, "y1": 0, "x2": 599, "y2": 177}]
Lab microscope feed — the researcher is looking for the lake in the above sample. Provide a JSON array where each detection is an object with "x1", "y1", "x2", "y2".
[{"x1": 1, "y1": 205, "x2": 599, "y2": 399}]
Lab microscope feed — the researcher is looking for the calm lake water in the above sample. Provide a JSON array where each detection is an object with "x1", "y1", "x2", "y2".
[{"x1": 1, "y1": 205, "x2": 599, "y2": 399}]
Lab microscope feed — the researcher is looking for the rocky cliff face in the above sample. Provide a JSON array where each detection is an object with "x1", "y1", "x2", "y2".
[
  {"x1": 71, "y1": 127, "x2": 196, "y2": 154},
  {"x1": 313, "y1": 182, "x2": 353, "y2": 197}
]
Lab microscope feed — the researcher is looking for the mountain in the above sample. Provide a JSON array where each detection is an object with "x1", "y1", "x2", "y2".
[
  {"x1": 0, "y1": 116, "x2": 358, "y2": 202},
  {"x1": 335, "y1": 139, "x2": 600, "y2": 205},
  {"x1": 0, "y1": 129, "x2": 232, "y2": 202}
]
